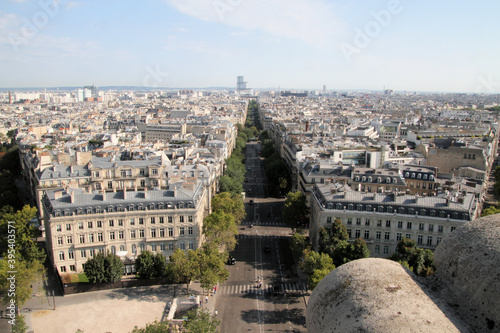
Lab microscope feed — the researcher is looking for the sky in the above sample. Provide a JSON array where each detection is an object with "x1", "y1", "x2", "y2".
[{"x1": 0, "y1": 0, "x2": 499, "y2": 93}]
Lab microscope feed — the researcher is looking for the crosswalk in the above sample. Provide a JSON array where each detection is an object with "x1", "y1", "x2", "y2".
[{"x1": 220, "y1": 283, "x2": 306, "y2": 295}]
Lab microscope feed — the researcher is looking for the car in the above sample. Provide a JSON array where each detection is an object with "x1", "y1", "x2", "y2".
[
  {"x1": 249, "y1": 200, "x2": 254, "y2": 205},
  {"x1": 226, "y1": 256, "x2": 236, "y2": 265},
  {"x1": 264, "y1": 246, "x2": 271, "y2": 254}
]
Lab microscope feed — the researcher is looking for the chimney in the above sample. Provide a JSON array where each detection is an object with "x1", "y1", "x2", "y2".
[
  {"x1": 101, "y1": 189, "x2": 106, "y2": 201},
  {"x1": 144, "y1": 187, "x2": 147, "y2": 199},
  {"x1": 70, "y1": 190, "x2": 75, "y2": 203}
]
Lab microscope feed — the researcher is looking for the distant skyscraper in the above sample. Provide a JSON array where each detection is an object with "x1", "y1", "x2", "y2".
[
  {"x1": 236, "y1": 76, "x2": 247, "y2": 94},
  {"x1": 84, "y1": 85, "x2": 99, "y2": 98},
  {"x1": 323, "y1": 85, "x2": 326, "y2": 93}
]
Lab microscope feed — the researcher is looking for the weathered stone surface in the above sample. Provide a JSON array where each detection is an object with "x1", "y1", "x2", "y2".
[
  {"x1": 433, "y1": 215, "x2": 500, "y2": 332},
  {"x1": 306, "y1": 258, "x2": 464, "y2": 333}
]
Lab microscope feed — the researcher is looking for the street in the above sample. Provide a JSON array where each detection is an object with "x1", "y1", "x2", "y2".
[{"x1": 216, "y1": 141, "x2": 308, "y2": 332}]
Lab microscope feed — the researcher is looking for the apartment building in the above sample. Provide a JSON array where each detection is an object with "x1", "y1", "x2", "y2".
[
  {"x1": 309, "y1": 181, "x2": 479, "y2": 257},
  {"x1": 42, "y1": 181, "x2": 209, "y2": 274}
]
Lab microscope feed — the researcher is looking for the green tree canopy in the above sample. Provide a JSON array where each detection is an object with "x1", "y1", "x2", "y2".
[
  {"x1": 299, "y1": 249, "x2": 335, "y2": 289},
  {"x1": 135, "y1": 251, "x2": 155, "y2": 279},
  {"x1": 391, "y1": 238, "x2": 435, "y2": 277},
  {"x1": 290, "y1": 232, "x2": 310, "y2": 258},
  {"x1": 184, "y1": 308, "x2": 220, "y2": 333},
  {"x1": 211, "y1": 192, "x2": 245, "y2": 223},
  {"x1": 202, "y1": 211, "x2": 238, "y2": 251},
  {"x1": 83, "y1": 252, "x2": 124, "y2": 284},
  {"x1": 168, "y1": 249, "x2": 199, "y2": 293},
  {"x1": 195, "y1": 244, "x2": 229, "y2": 291},
  {"x1": 282, "y1": 191, "x2": 309, "y2": 230},
  {"x1": 0, "y1": 258, "x2": 45, "y2": 308},
  {"x1": 318, "y1": 219, "x2": 370, "y2": 267}
]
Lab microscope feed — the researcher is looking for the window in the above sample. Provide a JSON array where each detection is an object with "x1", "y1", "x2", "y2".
[
  {"x1": 179, "y1": 227, "x2": 185, "y2": 236},
  {"x1": 98, "y1": 232, "x2": 103, "y2": 242},
  {"x1": 59, "y1": 251, "x2": 65, "y2": 260},
  {"x1": 377, "y1": 220, "x2": 382, "y2": 227},
  {"x1": 130, "y1": 218, "x2": 135, "y2": 226},
  {"x1": 68, "y1": 250, "x2": 74, "y2": 260},
  {"x1": 179, "y1": 242, "x2": 185, "y2": 250},
  {"x1": 383, "y1": 246, "x2": 389, "y2": 255},
  {"x1": 70, "y1": 265, "x2": 76, "y2": 272},
  {"x1": 139, "y1": 229, "x2": 145, "y2": 238},
  {"x1": 160, "y1": 228, "x2": 165, "y2": 237},
  {"x1": 139, "y1": 218, "x2": 144, "y2": 225},
  {"x1": 398, "y1": 221, "x2": 403, "y2": 229},
  {"x1": 60, "y1": 266, "x2": 66, "y2": 273},
  {"x1": 151, "y1": 244, "x2": 157, "y2": 252},
  {"x1": 427, "y1": 236, "x2": 433, "y2": 246},
  {"x1": 78, "y1": 222, "x2": 84, "y2": 230},
  {"x1": 428, "y1": 224, "x2": 434, "y2": 232},
  {"x1": 159, "y1": 217, "x2": 164, "y2": 224},
  {"x1": 396, "y1": 233, "x2": 402, "y2": 241},
  {"x1": 151, "y1": 168, "x2": 158, "y2": 175},
  {"x1": 97, "y1": 221, "x2": 103, "y2": 228},
  {"x1": 66, "y1": 235, "x2": 73, "y2": 244},
  {"x1": 86, "y1": 221, "x2": 92, "y2": 229},
  {"x1": 151, "y1": 229, "x2": 157, "y2": 238},
  {"x1": 140, "y1": 180, "x2": 146, "y2": 187},
  {"x1": 79, "y1": 235, "x2": 85, "y2": 244},
  {"x1": 405, "y1": 234, "x2": 411, "y2": 239},
  {"x1": 120, "y1": 245, "x2": 125, "y2": 252},
  {"x1": 180, "y1": 216, "x2": 185, "y2": 223},
  {"x1": 188, "y1": 242, "x2": 194, "y2": 250},
  {"x1": 386, "y1": 220, "x2": 391, "y2": 228},
  {"x1": 168, "y1": 243, "x2": 174, "y2": 250},
  {"x1": 132, "y1": 244, "x2": 137, "y2": 254},
  {"x1": 57, "y1": 237, "x2": 63, "y2": 245},
  {"x1": 419, "y1": 223, "x2": 424, "y2": 231},
  {"x1": 374, "y1": 245, "x2": 380, "y2": 254},
  {"x1": 88, "y1": 233, "x2": 94, "y2": 243},
  {"x1": 364, "y1": 230, "x2": 370, "y2": 239},
  {"x1": 385, "y1": 232, "x2": 390, "y2": 240},
  {"x1": 160, "y1": 243, "x2": 166, "y2": 251},
  {"x1": 109, "y1": 220, "x2": 114, "y2": 227},
  {"x1": 110, "y1": 246, "x2": 116, "y2": 254},
  {"x1": 188, "y1": 227, "x2": 193, "y2": 235},
  {"x1": 347, "y1": 218, "x2": 352, "y2": 225},
  {"x1": 347, "y1": 229, "x2": 352, "y2": 238},
  {"x1": 168, "y1": 216, "x2": 173, "y2": 223},
  {"x1": 66, "y1": 224, "x2": 72, "y2": 231},
  {"x1": 327, "y1": 216, "x2": 332, "y2": 223},
  {"x1": 437, "y1": 237, "x2": 442, "y2": 245},
  {"x1": 451, "y1": 226, "x2": 456, "y2": 232},
  {"x1": 151, "y1": 217, "x2": 156, "y2": 224},
  {"x1": 356, "y1": 218, "x2": 361, "y2": 225},
  {"x1": 407, "y1": 222, "x2": 412, "y2": 230},
  {"x1": 188, "y1": 216, "x2": 193, "y2": 223},
  {"x1": 168, "y1": 227, "x2": 173, "y2": 237},
  {"x1": 365, "y1": 219, "x2": 370, "y2": 226},
  {"x1": 109, "y1": 232, "x2": 115, "y2": 240},
  {"x1": 81, "y1": 250, "x2": 86, "y2": 258},
  {"x1": 417, "y1": 235, "x2": 423, "y2": 245},
  {"x1": 118, "y1": 219, "x2": 124, "y2": 227},
  {"x1": 140, "y1": 243, "x2": 145, "y2": 252},
  {"x1": 355, "y1": 230, "x2": 360, "y2": 238},
  {"x1": 376, "y1": 231, "x2": 381, "y2": 239},
  {"x1": 438, "y1": 225, "x2": 443, "y2": 233},
  {"x1": 119, "y1": 231, "x2": 124, "y2": 239}
]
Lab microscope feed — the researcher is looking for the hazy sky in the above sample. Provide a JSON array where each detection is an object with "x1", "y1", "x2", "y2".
[{"x1": 1, "y1": 0, "x2": 499, "y2": 93}]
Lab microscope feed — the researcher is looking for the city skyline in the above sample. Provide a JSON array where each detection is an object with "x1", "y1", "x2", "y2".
[{"x1": 1, "y1": 0, "x2": 499, "y2": 93}]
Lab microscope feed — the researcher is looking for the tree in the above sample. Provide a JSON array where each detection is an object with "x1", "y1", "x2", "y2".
[
  {"x1": 184, "y1": 308, "x2": 220, "y2": 333},
  {"x1": 0, "y1": 205, "x2": 45, "y2": 264},
  {"x1": 131, "y1": 320, "x2": 176, "y2": 333},
  {"x1": 390, "y1": 238, "x2": 435, "y2": 277},
  {"x1": 318, "y1": 220, "x2": 370, "y2": 267},
  {"x1": 0, "y1": 258, "x2": 45, "y2": 308},
  {"x1": 290, "y1": 232, "x2": 310, "y2": 258},
  {"x1": 168, "y1": 249, "x2": 199, "y2": 293},
  {"x1": 11, "y1": 314, "x2": 28, "y2": 333},
  {"x1": 218, "y1": 176, "x2": 243, "y2": 194},
  {"x1": 135, "y1": 251, "x2": 155, "y2": 279},
  {"x1": 83, "y1": 252, "x2": 124, "y2": 284},
  {"x1": 152, "y1": 252, "x2": 167, "y2": 279},
  {"x1": 282, "y1": 191, "x2": 309, "y2": 229},
  {"x1": 211, "y1": 192, "x2": 245, "y2": 223},
  {"x1": 195, "y1": 244, "x2": 229, "y2": 292},
  {"x1": 299, "y1": 249, "x2": 335, "y2": 289},
  {"x1": 202, "y1": 211, "x2": 238, "y2": 251}
]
